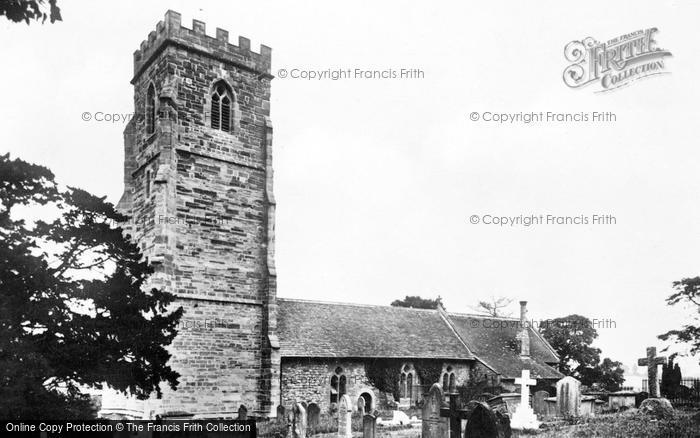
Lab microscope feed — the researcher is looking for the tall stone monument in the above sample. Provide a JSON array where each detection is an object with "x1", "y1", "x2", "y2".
[{"x1": 509, "y1": 369, "x2": 540, "y2": 430}]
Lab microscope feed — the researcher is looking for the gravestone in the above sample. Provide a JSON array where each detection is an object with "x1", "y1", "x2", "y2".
[
  {"x1": 422, "y1": 383, "x2": 447, "y2": 438},
  {"x1": 441, "y1": 393, "x2": 470, "y2": 437},
  {"x1": 238, "y1": 404, "x2": 248, "y2": 420},
  {"x1": 532, "y1": 390, "x2": 550, "y2": 417},
  {"x1": 464, "y1": 402, "x2": 511, "y2": 438},
  {"x1": 363, "y1": 414, "x2": 376, "y2": 438},
  {"x1": 510, "y1": 369, "x2": 539, "y2": 430},
  {"x1": 357, "y1": 396, "x2": 366, "y2": 415},
  {"x1": 338, "y1": 394, "x2": 352, "y2": 438},
  {"x1": 307, "y1": 403, "x2": 321, "y2": 429},
  {"x1": 637, "y1": 346, "x2": 667, "y2": 398},
  {"x1": 292, "y1": 402, "x2": 307, "y2": 438},
  {"x1": 556, "y1": 376, "x2": 581, "y2": 417},
  {"x1": 276, "y1": 405, "x2": 286, "y2": 420}
]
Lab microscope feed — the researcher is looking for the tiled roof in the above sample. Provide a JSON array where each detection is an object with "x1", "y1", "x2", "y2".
[
  {"x1": 277, "y1": 299, "x2": 474, "y2": 360},
  {"x1": 276, "y1": 299, "x2": 563, "y2": 380},
  {"x1": 447, "y1": 313, "x2": 563, "y2": 380}
]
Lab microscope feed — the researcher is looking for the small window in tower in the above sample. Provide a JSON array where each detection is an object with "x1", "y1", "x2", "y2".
[
  {"x1": 145, "y1": 169, "x2": 151, "y2": 199},
  {"x1": 210, "y1": 81, "x2": 233, "y2": 133},
  {"x1": 145, "y1": 84, "x2": 156, "y2": 135}
]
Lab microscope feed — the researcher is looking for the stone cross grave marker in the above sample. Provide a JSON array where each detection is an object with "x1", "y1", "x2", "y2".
[
  {"x1": 556, "y1": 376, "x2": 581, "y2": 417},
  {"x1": 440, "y1": 393, "x2": 470, "y2": 437},
  {"x1": 363, "y1": 413, "x2": 376, "y2": 438},
  {"x1": 292, "y1": 402, "x2": 307, "y2": 438},
  {"x1": 637, "y1": 346, "x2": 667, "y2": 398},
  {"x1": 510, "y1": 369, "x2": 539, "y2": 430},
  {"x1": 338, "y1": 394, "x2": 352, "y2": 438},
  {"x1": 422, "y1": 383, "x2": 448, "y2": 438}
]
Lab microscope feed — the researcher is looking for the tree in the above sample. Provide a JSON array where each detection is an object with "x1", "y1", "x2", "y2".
[
  {"x1": 540, "y1": 314, "x2": 624, "y2": 391},
  {"x1": 0, "y1": 0, "x2": 61, "y2": 24},
  {"x1": 470, "y1": 295, "x2": 513, "y2": 317},
  {"x1": 661, "y1": 354, "x2": 682, "y2": 398},
  {"x1": 578, "y1": 358, "x2": 625, "y2": 392},
  {"x1": 659, "y1": 277, "x2": 700, "y2": 356},
  {"x1": 0, "y1": 154, "x2": 182, "y2": 419},
  {"x1": 390, "y1": 295, "x2": 442, "y2": 310}
]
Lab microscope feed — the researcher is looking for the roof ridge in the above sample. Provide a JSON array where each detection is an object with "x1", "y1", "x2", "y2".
[
  {"x1": 277, "y1": 297, "x2": 439, "y2": 312},
  {"x1": 448, "y1": 311, "x2": 520, "y2": 320}
]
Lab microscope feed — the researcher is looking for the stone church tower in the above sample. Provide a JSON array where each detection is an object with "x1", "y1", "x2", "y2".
[{"x1": 115, "y1": 11, "x2": 279, "y2": 418}]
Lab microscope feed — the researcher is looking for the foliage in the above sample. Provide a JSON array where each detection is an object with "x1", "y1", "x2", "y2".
[
  {"x1": 364, "y1": 358, "x2": 402, "y2": 400},
  {"x1": 470, "y1": 295, "x2": 513, "y2": 317},
  {"x1": 0, "y1": 0, "x2": 61, "y2": 24},
  {"x1": 659, "y1": 277, "x2": 700, "y2": 356},
  {"x1": 541, "y1": 314, "x2": 624, "y2": 391},
  {"x1": 413, "y1": 359, "x2": 443, "y2": 388},
  {"x1": 578, "y1": 358, "x2": 625, "y2": 392},
  {"x1": 660, "y1": 354, "x2": 683, "y2": 398},
  {"x1": 390, "y1": 295, "x2": 442, "y2": 310},
  {"x1": 535, "y1": 411, "x2": 699, "y2": 438},
  {"x1": 0, "y1": 154, "x2": 182, "y2": 419}
]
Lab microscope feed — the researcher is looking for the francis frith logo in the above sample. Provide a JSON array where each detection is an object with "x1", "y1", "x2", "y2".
[{"x1": 563, "y1": 28, "x2": 672, "y2": 92}]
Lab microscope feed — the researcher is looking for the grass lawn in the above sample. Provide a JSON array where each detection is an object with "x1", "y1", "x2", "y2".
[{"x1": 520, "y1": 410, "x2": 700, "y2": 438}]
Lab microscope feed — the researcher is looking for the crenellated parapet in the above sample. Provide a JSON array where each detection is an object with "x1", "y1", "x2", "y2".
[{"x1": 132, "y1": 10, "x2": 272, "y2": 83}]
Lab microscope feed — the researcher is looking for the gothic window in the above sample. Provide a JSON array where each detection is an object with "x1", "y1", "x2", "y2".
[
  {"x1": 442, "y1": 373, "x2": 449, "y2": 392},
  {"x1": 330, "y1": 375, "x2": 339, "y2": 404},
  {"x1": 210, "y1": 81, "x2": 233, "y2": 132},
  {"x1": 145, "y1": 169, "x2": 151, "y2": 199},
  {"x1": 400, "y1": 374, "x2": 406, "y2": 398},
  {"x1": 330, "y1": 367, "x2": 346, "y2": 405},
  {"x1": 145, "y1": 83, "x2": 156, "y2": 135},
  {"x1": 449, "y1": 373, "x2": 456, "y2": 393},
  {"x1": 406, "y1": 373, "x2": 413, "y2": 399}
]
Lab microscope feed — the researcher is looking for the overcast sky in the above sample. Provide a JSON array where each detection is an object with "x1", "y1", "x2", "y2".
[{"x1": 2, "y1": 0, "x2": 700, "y2": 380}]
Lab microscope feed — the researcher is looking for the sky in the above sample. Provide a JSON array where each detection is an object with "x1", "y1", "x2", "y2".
[{"x1": 2, "y1": 0, "x2": 700, "y2": 382}]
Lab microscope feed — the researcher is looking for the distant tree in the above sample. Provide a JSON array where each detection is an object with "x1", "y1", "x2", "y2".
[
  {"x1": 659, "y1": 277, "x2": 700, "y2": 356},
  {"x1": 470, "y1": 295, "x2": 513, "y2": 317},
  {"x1": 541, "y1": 314, "x2": 624, "y2": 391},
  {"x1": 390, "y1": 295, "x2": 442, "y2": 310},
  {"x1": 0, "y1": 154, "x2": 182, "y2": 419},
  {"x1": 578, "y1": 358, "x2": 625, "y2": 392},
  {"x1": 0, "y1": 0, "x2": 61, "y2": 24}
]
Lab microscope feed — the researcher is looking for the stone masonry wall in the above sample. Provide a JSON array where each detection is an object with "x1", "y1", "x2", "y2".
[
  {"x1": 114, "y1": 10, "x2": 278, "y2": 418},
  {"x1": 280, "y1": 359, "x2": 379, "y2": 415}
]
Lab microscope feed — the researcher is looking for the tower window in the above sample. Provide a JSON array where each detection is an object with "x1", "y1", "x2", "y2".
[
  {"x1": 211, "y1": 81, "x2": 233, "y2": 132},
  {"x1": 145, "y1": 169, "x2": 151, "y2": 199},
  {"x1": 145, "y1": 84, "x2": 156, "y2": 135}
]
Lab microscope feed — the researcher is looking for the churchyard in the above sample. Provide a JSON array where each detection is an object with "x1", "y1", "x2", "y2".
[{"x1": 258, "y1": 345, "x2": 700, "y2": 437}]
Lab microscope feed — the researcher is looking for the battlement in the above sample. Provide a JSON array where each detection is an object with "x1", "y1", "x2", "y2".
[{"x1": 132, "y1": 10, "x2": 272, "y2": 83}]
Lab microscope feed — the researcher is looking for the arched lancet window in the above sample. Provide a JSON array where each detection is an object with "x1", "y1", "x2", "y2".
[
  {"x1": 406, "y1": 373, "x2": 413, "y2": 399},
  {"x1": 442, "y1": 373, "x2": 449, "y2": 392},
  {"x1": 399, "y1": 374, "x2": 406, "y2": 398},
  {"x1": 339, "y1": 375, "x2": 347, "y2": 396},
  {"x1": 211, "y1": 81, "x2": 233, "y2": 132},
  {"x1": 330, "y1": 367, "x2": 346, "y2": 405},
  {"x1": 449, "y1": 373, "x2": 456, "y2": 394},
  {"x1": 330, "y1": 375, "x2": 339, "y2": 404},
  {"x1": 145, "y1": 83, "x2": 156, "y2": 135}
]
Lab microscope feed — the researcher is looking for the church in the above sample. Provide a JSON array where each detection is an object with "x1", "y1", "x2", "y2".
[{"x1": 100, "y1": 11, "x2": 562, "y2": 420}]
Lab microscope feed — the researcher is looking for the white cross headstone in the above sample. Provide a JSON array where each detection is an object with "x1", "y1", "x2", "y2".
[{"x1": 510, "y1": 369, "x2": 541, "y2": 430}]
